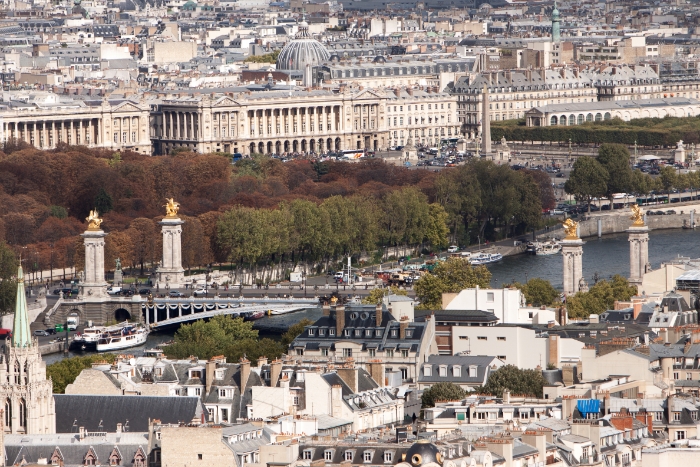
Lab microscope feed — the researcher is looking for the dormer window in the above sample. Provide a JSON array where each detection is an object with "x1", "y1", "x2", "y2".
[
  {"x1": 344, "y1": 451, "x2": 353, "y2": 461},
  {"x1": 453, "y1": 366, "x2": 461, "y2": 377},
  {"x1": 345, "y1": 329, "x2": 351, "y2": 337},
  {"x1": 324, "y1": 450, "x2": 333, "y2": 461},
  {"x1": 308, "y1": 329, "x2": 315, "y2": 336},
  {"x1": 405, "y1": 330, "x2": 412, "y2": 338},
  {"x1": 439, "y1": 366, "x2": 447, "y2": 377},
  {"x1": 424, "y1": 365, "x2": 432, "y2": 377},
  {"x1": 319, "y1": 329, "x2": 325, "y2": 336},
  {"x1": 469, "y1": 366, "x2": 477, "y2": 378},
  {"x1": 355, "y1": 329, "x2": 362, "y2": 337},
  {"x1": 363, "y1": 452, "x2": 372, "y2": 462},
  {"x1": 215, "y1": 369, "x2": 225, "y2": 379},
  {"x1": 329, "y1": 329, "x2": 336, "y2": 336},
  {"x1": 365, "y1": 329, "x2": 372, "y2": 337},
  {"x1": 303, "y1": 450, "x2": 312, "y2": 460},
  {"x1": 375, "y1": 329, "x2": 382, "y2": 337},
  {"x1": 391, "y1": 329, "x2": 398, "y2": 337}
]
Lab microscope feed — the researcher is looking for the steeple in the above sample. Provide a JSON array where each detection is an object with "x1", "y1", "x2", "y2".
[{"x1": 12, "y1": 265, "x2": 32, "y2": 348}]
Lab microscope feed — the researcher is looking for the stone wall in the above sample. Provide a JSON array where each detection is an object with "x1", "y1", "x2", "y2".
[{"x1": 160, "y1": 426, "x2": 236, "y2": 467}]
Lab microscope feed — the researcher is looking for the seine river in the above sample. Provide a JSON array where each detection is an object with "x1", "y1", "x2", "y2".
[
  {"x1": 43, "y1": 228, "x2": 700, "y2": 364},
  {"x1": 488, "y1": 228, "x2": 700, "y2": 290}
]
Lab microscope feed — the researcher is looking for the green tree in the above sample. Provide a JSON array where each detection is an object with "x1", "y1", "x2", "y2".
[
  {"x1": 49, "y1": 205, "x2": 68, "y2": 219},
  {"x1": 630, "y1": 169, "x2": 654, "y2": 196},
  {"x1": 244, "y1": 50, "x2": 280, "y2": 63},
  {"x1": 477, "y1": 365, "x2": 547, "y2": 398},
  {"x1": 280, "y1": 319, "x2": 313, "y2": 348},
  {"x1": 47, "y1": 354, "x2": 116, "y2": 393},
  {"x1": 421, "y1": 382, "x2": 466, "y2": 407},
  {"x1": 564, "y1": 156, "x2": 608, "y2": 213},
  {"x1": 414, "y1": 258, "x2": 491, "y2": 310},
  {"x1": 94, "y1": 188, "x2": 113, "y2": 215},
  {"x1": 362, "y1": 286, "x2": 408, "y2": 305},
  {"x1": 425, "y1": 203, "x2": 450, "y2": 249},
  {"x1": 566, "y1": 275, "x2": 637, "y2": 318},
  {"x1": 597, "y1": 144, "x2": 633, "y2": 209},
  {"x1": 658, "y1": 166, "x2": 677, "y2": 197},
  {"x1": 512, "y1": 278, "x2": 560, "y2": 307},
  {"x1": 0, "y1": 242, "x2": 18, "y2": 314}
]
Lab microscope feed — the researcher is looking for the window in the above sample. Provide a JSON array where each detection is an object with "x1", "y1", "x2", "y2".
[
  {"x1": 497, "y1": 336, "x2": 506, "y2": 341},
  {"x1": 308, "y1": 329, "x2": 315, "y2": 336},
  {"x1": 293, "y1": 396, "x2": 300, "y2": 405},
  {"x1": 131, "y1": 131, "x2": 136, "y2": 142},
  {"x1": 384, "y1": 452, "x2": 393, "y2": 463},
  {"x1": 476, "y1": 412, "x2": 486, "y2": 420},
  {"x1": 424, "y1": 366, "x2": 432, "y2": 376},
  {"x1": 674, "y1": 372, "x2": 680, "y2": 380},
  {"x1": 453, "y1": 366, "x2": 461, "y2": 377},
  {"x1": 303, "y1": 451, "x2": 312, "y2": 460},
  {"x1": 319, "y1": 329, "x2": 325, "y2": 336},
  {"x1": 477, "y1": 336, "x2": 487, "y2": 341},
  {"x1": 401, "y1": 368, "x2": 408, "y2": 380},
  {"x1": 469, "y1": 366, "x2": 477, "y2": 377},
  {"x1": 498, "y1": 355, "x2": 507, "y2": 361},
  {"x1": 375, "y1": 330, "x2": 382, "y2": 337},
  {"x1": 344, "y1": 329, "x2": 351, "y2": 337},
  {"x1": 405, "y1": 330, "x2": 412, "y2": 338},
  {"x1": 391, "y1": 330, "x2": 398, "y2": 337},
  {"x1": 329, "y1": 329, "x2": 335, "y2": 336},
  {"x1": 324, "y1": 451, "x2": 333, "y2": 461},
  {"x1": 221, "y1": 408, "x2": 228, "y2": 422},
  {"x1": 365, "y1": 329, "x2": 372, "y2": 337},
  {"x1": 193, "y1": 388, "x2": 201, "y2": 396},
  {"x1": 486, "y1": 292, "x2": 494, "y2": 302},
  {"x1": 344, "y1": 451, "x2": 353, "y2": 461},
  {"x1": 676, "y1": 431, "x2": 686, "y2": 440},
  {"x1": 113, "y1": 132, "x2": 118, "y2": 143},
  {"x1": 122, "y1": 132, "x2": 127, "y2": 143},
  {"x1": 368, "y1": 349, "x2": 376, "y2": 357},
  {"x1": 364, "y1": 452, "x2": 372, "y2": 462},
  {"x1": 321, "y1": 348, "x2": 329, "y2": 357},
  {"x1": 386, "y1": 349, "x2": 394, "y2": 357},
  {"x1": 439, "y1": 366, "x2": 447, "y2": 377},
  {"x1": 674, "y1": 412, "x2": 681, "y2": 421},
  {"x1": 296, "y1": 348, "x2": 304, "y2": 356},
  {"x1": 343, "y1": 348, "x2": 353, "y2": 357},
  {"x1": 198, "y1": 454, "x2": 203, "y2": 460},
  {"x1": 219, "y1": 389, "x2": 227, "y2": 398},
  {"x1": 520, "y1": 411, "x2": 530, "y2": 420},
  {"x1": 688, "y1": 373, "x2": 693, "y2": 381},
  {"x1": 401, "y1": 350, "x2": 408, "y2": 358}
]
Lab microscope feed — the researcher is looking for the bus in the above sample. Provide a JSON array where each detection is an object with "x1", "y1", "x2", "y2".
[{"x1": 341, "y1": 149, "x2": 364, "y2": 160}]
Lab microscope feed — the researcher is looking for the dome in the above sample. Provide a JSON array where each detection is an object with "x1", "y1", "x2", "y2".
[
  {"x1": 373, "y1": 55, "x2": 386, "y2": 63},
  {"x1": 276, "y1": 21, "x2": 330, "y2": 71},
  {"x1": 404, "y1": 440, "x2": 443, "y2": 466}
]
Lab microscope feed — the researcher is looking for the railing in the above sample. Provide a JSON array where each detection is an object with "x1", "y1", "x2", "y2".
[{"x1": 43, "y1": 297, "x2": 64, "y2": 324}]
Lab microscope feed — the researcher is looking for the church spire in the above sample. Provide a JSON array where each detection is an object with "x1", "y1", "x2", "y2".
[{"x1": 12, "y1": 265, "x2": 31, "y2": 348}]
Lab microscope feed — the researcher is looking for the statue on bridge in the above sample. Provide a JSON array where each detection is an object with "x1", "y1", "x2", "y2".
[
  {"x1": 86, "y1": 209, "x2": 102, "y2": 231},
  {"x1": 115, "y1": 258, "x2": 122, "y2": 271},
  {"x1": 164, "y1": 198, "x2": 180, "y2": 218},
  {"x1": 562, "y1": 218, "x2": 579, "y2": 240},
  {"x1": 630, "y1": 204, "x2": 645, "y2": 226}
]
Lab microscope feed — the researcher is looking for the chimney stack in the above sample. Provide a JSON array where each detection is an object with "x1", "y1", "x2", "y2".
[
  {"x1": 240, "y1": 357, "x2": 251, "y2": 392},
  {"x1": 375, "y1": 303, "x2": 383, "y2": 327},
  {"x1": 400, "y1": 316, "x2": 409, "y2": 339},
  {"x1": 270, "y1": 358, "x2": 283, "y2": 388},
  {"x1": 336, "y1": 304, "x2": 346, "y2": 337},
  {"x1": 322, "y1": 302, "x2": 331, "y2": 316},
  {"x1": 206, "y1": 359, "x2": 216, "y2": 395}
]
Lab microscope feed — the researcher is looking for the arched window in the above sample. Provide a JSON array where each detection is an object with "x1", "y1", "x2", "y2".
[
  {"x1": 550, "y1": 116, "x2": 558, "y2": 125},
  {"x1": 5, "y1": 399, "x2": 11, "y2": 431},
  {"x1": 18, "y1": 398, "x2": 26, "y2": 429},
  {"x1": 560, "y1": 115, "x2": 567, "y2": 126},
  {"x1": 595, "y1": 113, "x2": 603, "y2": 122},
  {"x1": 604, "y1": 112, "x2": 612, "y2": 120},
  {"x1": 109, "y1": 448, "x2": 121, "y2": 466},
  {"x1": 577, "y1": 114, "x2": 584, "y2": 125},
  {"x1": 568, "y1": 115, "x2": 576, "y2": 126},
  {"x1": 14, "y1": 361, "x2": 19, "y2": 384},
  {"x1": 24, "y1": 361, "x2": 28, "y2": 384},
  {"x1": 586, "y1": 113, "x2": 593, "y2": 122}
]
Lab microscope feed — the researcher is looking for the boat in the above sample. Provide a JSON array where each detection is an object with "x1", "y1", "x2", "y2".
[
  {"x1": 535, "y1": 241, "x2": 562, "y2": 256},
  {"x1": 244, "y1": 310, "x2": 265, "y2": 321},
  {"x1": 96, "y1": 322, "x2": 149, "y2": 352},
  {"x1": 71, "y1": 325, "x2": 107, "y2": 350},
  {"x1": 525, "y1": 242, "x2": 539, "y2": 254},
  {"x1": 468, "y1": 252, "x2": 503, "y2": 265}
]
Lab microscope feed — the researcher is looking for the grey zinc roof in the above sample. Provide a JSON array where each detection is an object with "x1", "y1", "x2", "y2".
[
  {"x1": 417, "y1": 355, "x2": 497, "y2": 385},
  {"x1": 54, "y1": 395, "x2": 203, "y2": 433}
]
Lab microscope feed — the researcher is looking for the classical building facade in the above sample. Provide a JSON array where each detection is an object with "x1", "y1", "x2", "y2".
[
  {"x1": 0, "y1": 266, "x2": 55, "y2": 438},
  {"x1": 0, "y1": 92, "x2": 151, "y2": 154},
  {"x1": 151, "y1": 87, "x2": 458, "y2": 155}
]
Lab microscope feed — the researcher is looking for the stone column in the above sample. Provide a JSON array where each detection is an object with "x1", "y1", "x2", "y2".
[
  {"x1": 156, "y1": 214, "x2": 185, "y2": 288},
  {"x1": 561, "y1": 239, "x2": 584, "y2": 296},
  {"x1": 81, "y1": 228, "x2": 108, "y2": 300},
  {"x1": 628, "y1": 225, "x2": 650, "y2": 288}
]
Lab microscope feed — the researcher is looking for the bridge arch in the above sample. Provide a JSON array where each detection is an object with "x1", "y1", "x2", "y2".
[{"x1": 114, "y1": 308, "x2": 131, "y2": 322}]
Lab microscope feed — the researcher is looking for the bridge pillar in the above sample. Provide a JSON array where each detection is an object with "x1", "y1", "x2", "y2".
[
  {"x1": 156, "y1": 214, "x2": 185, "y2": 288},
  {"x1": 179, "y1": 305, "x2": 182, "y2": 317},
  {"x1": 81, "y1": 228, "x2": 108, "y2": 301}
]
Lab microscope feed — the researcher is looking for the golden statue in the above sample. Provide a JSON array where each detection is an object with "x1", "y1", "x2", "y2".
[
  {"x1": 562, "y1": 218, "x2": 579, "y2": 240},
  {"x1": 164, "y1": 198, "x2": 180, "y2": 218},
  {"x1": 630, "y1": 204, "x2": 645, "y2": 226},
  {"x1": 86, "y1": 209, "x2": 102, "y2": 231}
]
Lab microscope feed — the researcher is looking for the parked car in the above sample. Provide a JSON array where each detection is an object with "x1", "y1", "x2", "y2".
[
  {"x1": 44, "y1": 328, "x2": 56, "y2": 335},
  {"x1": 193, "y1": 288, "x2": 208, "y2": 297},
  {"x1": 33, "y1": 330, "x2": 49, "y2": 337},
  {"x1": 168, "y1": 290, "x2": 183, "y2": 298},
  {"x1": 138, "y1": 288, "x2": 151, "y2": 295},
  {"x1": 447, "y1": 245, "x2": 459, "y2": 253}
]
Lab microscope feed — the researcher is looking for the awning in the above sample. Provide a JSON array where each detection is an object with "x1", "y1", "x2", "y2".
[{"x1": 577, "y1": 399, "x2": 601, "y2": 417}]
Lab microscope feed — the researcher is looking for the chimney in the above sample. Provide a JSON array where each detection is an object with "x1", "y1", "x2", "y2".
[
  {"x1": 375, "y1": 303, "x2": 383, "y2": 327},
  {"x1": 521, "y1": 430, "x2": 547, "y2": 462},
  {"x1": 539, "y1": 68, "x2": 546, "y2": 81},
  {"x1": 394, "y1": 88, "x2": 401, "y2": 97},
  {"x1": 79, "y1": 427, "x2": 85, "y2": 441},
  {"x1": 270, "y1": 358, "x2": 283, "y2": 387},
  {"x1": 335, "y1": 304, "x2": 345, "y2": 337},
  {"x1": 367, "y1": 360, "x2": 385, "y2": 387},
  {"x1": 558, "y1": 306, "x2": 567, "y2": 326},
  {"x1": 400, "y1": 316, "x2": 409, "y2": 339},
  {"x1": 258, "y1": 356, "x2": 268, "y2": 368},
  {"x1": 116, "y1": 423, "x2": 122, "y2": 435},
  {"x1": 336, "y1": 367, "x2": 359, "y2": 393},
  {"x1": 560, "y1": 68, "x2": 566, "y2": 79},
  {"x1": 240, "y1": 357, "x2": 251, "y2": 392},
  {"x1": 666, "y1": 393, "x2": 674, "y2": 426},
  {"x1": 206, "y1": 359, "x2": 216, "y2": 395},
  {"x1": 322, "y1": 302, "x2": 331, "y2": 316}
]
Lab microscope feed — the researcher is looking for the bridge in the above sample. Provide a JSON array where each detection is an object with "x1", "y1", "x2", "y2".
[{"x1": 143, "y1": 297, "x2": 320, "y2": 329}]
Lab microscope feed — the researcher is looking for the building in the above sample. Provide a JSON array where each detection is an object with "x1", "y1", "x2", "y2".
[
  {"x1": 525, "y1": 97, "x2": 700, "y2": 127},
  {"x1": 0, "y1": 265, "x2": 55, "y2": 436},
  {"x1": 288, "y1": 303, "x2": 438, "y2": 383},
  {"x1": 0, "y1": 91, "x2": 152, "y2": 154},
  {"x1": 416, "y1": 355, "x2": 503, "y2": 390}
]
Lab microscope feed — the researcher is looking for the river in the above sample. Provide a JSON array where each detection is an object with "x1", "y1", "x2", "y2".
[
  {"x1": 43, "y1": 228, "x2": 700, "y2": 364},
  {"x1": 488, "y1": 228, "x2": 700, "y2": 290}
]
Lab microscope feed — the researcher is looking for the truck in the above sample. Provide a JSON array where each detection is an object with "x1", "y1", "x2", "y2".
[{"x1": 66, "y1": 316, "x2": 79, "y2": 331}]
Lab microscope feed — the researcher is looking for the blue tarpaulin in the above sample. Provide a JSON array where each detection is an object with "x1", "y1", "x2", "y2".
[{"x1": 577, "y1": 399, "x2": 601, "y2": 416}]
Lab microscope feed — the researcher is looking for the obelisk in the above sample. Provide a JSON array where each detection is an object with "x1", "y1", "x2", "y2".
[
  {"x1": 481, "y1": 85, "x2": 492, "y2": 156},
  {"x1": 627, "y1": 204, "x2": 649, "y2": 288},
  {"x1": 561, "y1": 219, "x2": 584, "y2": 296},
  {"x1": 156, "y1": 198, "x2": 185, "y2": 288},
  {"x1": 81, "y1": 209, "x2": 108, "y2": 299}
]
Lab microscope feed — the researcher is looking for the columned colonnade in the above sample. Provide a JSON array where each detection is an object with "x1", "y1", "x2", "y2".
[
  {"x1": 3, "y1": 118, "x2": 101, "y2": 149},
  {"x1": 162, "y1": 110, "x2": 200, "y2": 140}
]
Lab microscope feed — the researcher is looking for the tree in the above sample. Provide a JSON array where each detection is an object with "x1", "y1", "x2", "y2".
[
  {"x1": 46, "y1": 353, "x2": 116, "y2": 393},
  {"x1": 524, "y1": 169, "x2": 557, "y2": 211},
  {"x1": 565, "y1": 156, "x2": 608, "y2": 213},
  {"x1": 0, "y1": 242, "x2": 18, "y2": 314},
  {"x1": 425, "y1": 203, "x2": 450, "y2": 249},
  {"x1": 414, "y1": 258, "x2": 491, "y2": 310},
  {"x1": 127, "y1": 218, "x2": 156, "y2": 275},
  {"x1": 476, "y1": 365, "x2": 547, "y2": 398},
  {"x1": 597, "y1": 144, "x2": 633, "y2": 209},
  {"x1": 658, "y1": 166, "x2": 677, "y2": 197},
  {"x1": 362, "y1": 286, "x2": 408, "y2": 305},
  {"x1": 566, "y1": 275, "x2": 637, "y2": 318},
  {"x1": 421, "y1": 382, "x2": 466, "y2": 407},
  {"x1": 512, "y1": 278, "x2": 560, "y2": 307},
  {"x1": 280, "y1": 319, "x2": 313, "y2": 348},
  {"x1": 94, "y1": 188, "x2": 113, "y2": 214}
]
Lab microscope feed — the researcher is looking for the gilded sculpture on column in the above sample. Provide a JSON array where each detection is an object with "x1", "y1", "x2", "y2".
[
  {"x1": 562, "y1": 218, "x2": 579, "y2": 240},
  {"x1": 164, "y1": 198, "x2": 180, "y2": 218},
  {"x1": 630, "y1": 204, "x2": 645, "y2": 226},
  {"x1": 86, "y1": 209, "x2": 103, "y2": 231}
]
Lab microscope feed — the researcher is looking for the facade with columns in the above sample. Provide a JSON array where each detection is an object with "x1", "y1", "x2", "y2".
[
  {"x1": 151, "y1": 88, "x2": 458, "y2": 155},
  {"x1": 561, "y1": 239, "x2": 584, "y2": 296},
  {"x1": 0, "y1": 95, "x2": 152, "y2": 154}
]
